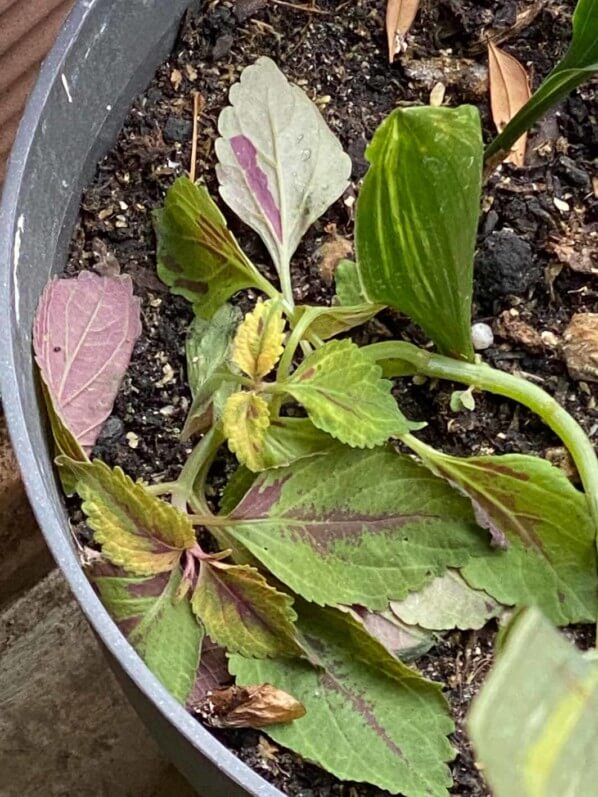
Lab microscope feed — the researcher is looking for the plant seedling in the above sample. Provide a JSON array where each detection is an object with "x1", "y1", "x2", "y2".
[{"x1": 34, "y1": 18, "x2": 598, "y2": 795}]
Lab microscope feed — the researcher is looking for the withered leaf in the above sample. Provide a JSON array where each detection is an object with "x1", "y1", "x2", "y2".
[
  {"x1": 488, "y1": 42, "x2": 531, "y2": 167},
  {"x1": 386, "y1": 0, "x2": 421, "y2": 63},
  {"x1": 197, "y1": 684, "x2": 306, "y2": 728}
]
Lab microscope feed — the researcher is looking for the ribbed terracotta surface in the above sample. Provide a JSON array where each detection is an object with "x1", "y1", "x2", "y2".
[{"x1": 0, "y1": 0, "x2": 75, "y2": 185}]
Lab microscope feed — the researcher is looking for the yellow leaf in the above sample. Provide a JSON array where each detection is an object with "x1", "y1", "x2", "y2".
[
  {"x1": 386, "y1": 0, "x2": 420, "y2": 63},
  {"x1": 488, "y1": 42, "x2": 531, "y2": 167},
  {"x1": 223, "y1": 392, "x2": 270, "y2": 472},
  {"x1": 232, "y1": 300, "x2": 285, "y2": 381}
]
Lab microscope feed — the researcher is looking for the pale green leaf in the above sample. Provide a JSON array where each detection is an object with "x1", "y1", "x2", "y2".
[
  {"x1": 468, "y1": 607, "x2": 598, "y2": 797},
  {"x1": 92, "y1": 564, "x2": 203, "y2": 703},
  {"x1": 155, "y1": 176, "x2": 269, "y2": 318},
  {"x1": 335, "y1": 259, "x2": 368, "y2": 306},
  {"x1": 486, "y1": 0, "x2": 598, "y2": 164},
  {"x1": 232, "y1": 299, "x2": 285, "y2": 380},
  {"x1": 293, "y1": 303, "x2": 383, "y2": 341},
  {"x1": 285, "y1": 339, "x2": 421, "y2": 448},
  {"x1": 191, "y1": 561, "x2": 302, "y2": 658},
  {"x1": 216, "y1": 57, "x2": 351, "y2": 283},
  {"x1": 357, "y1": 607, "x2": 435, "y2": 662},
  {"x1": 61, "y1": 458, "x2": 195, "y2": 575},
  {"x1": 225, "y1": 447, "x2": 488, "y2": 608},
  {"x1": 356, "y1": 106, "x2": 483, "y2": 361},
  {"x1": 407, "y1": 440, "x2": 598, "y2": 624},
  {"x1": 230, "y1": 602, "x2": 454, "y2": 797},
  {"x1": 223, "y1": 391, "x2": 271, "y2": 472},
  {"x1": 390, "y1": 569, "x2": 502, "y2": 631},
  {"x1": 182, "y1": 304, "x2": 242, "y2": 439},
  {"x1": 258, "y1": 416, "x2": 338, "y2": 470}
]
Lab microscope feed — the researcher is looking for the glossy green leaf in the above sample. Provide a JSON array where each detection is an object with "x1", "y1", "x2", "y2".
[
  {"x1": 92, "y1": 564, "x2": 203, "y2": 703},
  {"x1": 356, "y1": 106, "x2": 483, "y2": 361},
  {"x1": 225, "y1": 447, "x2": 488, "y2": 609},
  {"x1": 61, "y1": 458, "x2": 195, "y2": 575},
  {"x1": 390, "y1": 570, "x2": 502, "y2": 631},
  {"x1": 230, "y1": 602, "x2": 454, "y2": 797},
  {"x1": 407, "y1": 440, "x2": 598, "y2": 624},
  {"x1": 284, "y1": 339, "x2": 421, "y2": 448},
  {"x1": 468, "y1": 607, "x2": 598, "y2": 797},
  {"x1": 215, "y1": 57, "x2": 351, "y2": 287},
  {"x1": 155, "y1": 176, "x2": 271, "y2": 318},
  {"x1": 191, "y1": 561, "x2": 302, "y2": 658},
  {"x1": 486, "y1": 0, "x2": 598, "y2": 164},
  {"x1": 182, "y1": 304, "x2": 242, "y2": 439}
]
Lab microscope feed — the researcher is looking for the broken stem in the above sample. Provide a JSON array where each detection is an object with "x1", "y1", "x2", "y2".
[{"x1": 364, "y1": 340, "x2": 598, "y2": 531}]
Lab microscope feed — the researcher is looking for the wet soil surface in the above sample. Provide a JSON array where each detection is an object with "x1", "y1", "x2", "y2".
[{"x1": 65, "y1": 1, "x2": 597, "y2": 794}]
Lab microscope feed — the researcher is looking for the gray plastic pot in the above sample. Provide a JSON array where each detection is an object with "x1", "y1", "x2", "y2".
[{"x1": 0, "y1": 2, "x2": 284, "y2": 795}]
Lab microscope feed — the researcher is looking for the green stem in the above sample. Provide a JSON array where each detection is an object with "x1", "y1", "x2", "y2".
[
  {"x1": 171, "y1": 426, "x2": 224, "y2": 512},
  {"x1": 279, "y1": 259, "x2": 295, "y2": 313},
  {"x1": 145, "y1": 480, "x2": 178, "y2": 497},
  {"x1": 364, "y1": 341, "x2": 598, "y2": 529}
]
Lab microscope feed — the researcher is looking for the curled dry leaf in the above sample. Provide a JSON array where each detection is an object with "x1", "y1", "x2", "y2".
[
  {"x1": 33, "y1": 272, "x2": 141, "y2": 452},
  {"x1": 494, "y1": 310, "x2": 543, "y2": 352},
  {"x1": 562, "y1": 313, "x2": 598, "y2": 383},
  {"x1": 386, "y1": 0, "x2": 420, "y2": 63},
  {"x1": 488, "y1": 42, "x2": 531, "y2": 167},
  {"x1": 316, "y1": 224, "x2": 353, "y2": 285},
  {"x1": 196, "y1": 684, "x2": 306, "y2": 728}
]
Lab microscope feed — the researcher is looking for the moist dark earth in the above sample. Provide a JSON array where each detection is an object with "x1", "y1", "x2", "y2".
[{"x1": 64, "y1": 1, "x2": 597, "y2": 795}]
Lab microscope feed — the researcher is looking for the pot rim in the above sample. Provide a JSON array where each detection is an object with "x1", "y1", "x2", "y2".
[{"x1": 0, "y1": 3, "x2": 285, "y2": 795}]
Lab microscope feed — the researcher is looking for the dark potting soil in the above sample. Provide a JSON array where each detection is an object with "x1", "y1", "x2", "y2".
[{"x1": 64, "y1": 1, "x2": 597, "y2": 795}]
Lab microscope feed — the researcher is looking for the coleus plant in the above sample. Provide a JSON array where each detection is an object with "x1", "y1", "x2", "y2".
[{"x1": 34, "y1": 44, "x2": 598, "y2": 797}]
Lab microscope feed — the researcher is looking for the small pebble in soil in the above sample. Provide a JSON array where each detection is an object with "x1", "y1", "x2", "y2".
[
  {"x1": 474, "y1": 229, "x2": 537, "y2": 302},
  {"x1": 471, "y1": 322, "x2": 494, "y2": 351},
  {"x1": 97, "y1": 415, "x2": 124, "y2": 442},
  {"x1": 163, "y1": 116, "x2": 193, "y2": 144}
]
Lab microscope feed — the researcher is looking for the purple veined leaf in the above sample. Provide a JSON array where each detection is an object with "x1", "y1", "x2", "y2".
[
  {"x1": 33, "y1": 271, "x2": 141, "y2": 453},
  {"x1": 186, "y1": 636, "x2": 231, "y2": 709},
  {"x1": 215, "y1": 57, "x2": 352, "y2": 296}
]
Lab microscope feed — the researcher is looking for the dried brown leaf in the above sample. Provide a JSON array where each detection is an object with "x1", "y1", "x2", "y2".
[
  {"x1": 316, "y1": 224, "x2": 353, "y2": 284},
  {"x1": 495, "y1": 310, "x2": 543, "y2": 352},
  {"x1": 197, "y1": 684, "x2": 306, "y2": 728},
  {"x1": 563, "y1": 314, "x2": 598, "y2": 383},
  {"x1": 488, "y1": 42, "x2": 531, "y2": 167},
  {"x1": 386, "y1": 0, "x2": 420, "y2": 63}
]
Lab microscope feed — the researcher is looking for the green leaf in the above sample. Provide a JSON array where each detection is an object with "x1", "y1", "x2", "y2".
[
  {"x1": 485, "y1": 0, "x2": 598, "y2": 164},
  {"x1": 61, "y1": 458, "x2": 196, "y2": 575},
  {"x1": 191, "y1": 561, "x2": 302, "y2": 658},
  {"x1": 356, "y1": 106, "x2": 483, "y2": 361},
  {"x1": 92, "y1": 564, "x2": 203, "y2": 703},
  {"x1": 155, "y1": 176, "x2": 270, "y2": 318},
  {"x1": 335, "y1": 259, "x2": 368, "y2": 306},
  {"x1": 357, "y1": 607, "x2": 435, "y2": 662},
  {"x1": 258, "y1": 417, "x2": 338, "y2": 470},
  {"x1": 232, "y1": 299, "x2": 285, "y2": 381},
  {"x1": 215, "y1": 57, "x2": 351, "y2": 287},
  {"x1": 219, "y1": 465, "x2": 256, "y2": 516},
  {"x1": 293, "y1": 303, "x2": 383, "y2": 341},
  {"x1": 468, "y1": 607, "x2": 598, "y2": 797},
  {"x1": 390, "y1": 570, "x2": 502, "y2": 631},
  {"x1": 230, "y1": 602, "x2": 454, "y2": 797},
  {"x1": 284, "y1": 339, "x2": 421, "y2": 448},
  {"x1": 225, "y1": 447, "x2": 488, "y2": 608},
  {"x1": 408, "y1": 441, "x2": 598, "y2": 624},
  {"x1": 182, "y1": 304, "x2": 242, "y2": 440},
  {"x1": 223, "y1": 391, "x2": 271, "y2": 472}
]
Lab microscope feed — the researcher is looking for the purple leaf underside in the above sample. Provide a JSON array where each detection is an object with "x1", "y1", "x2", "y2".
[{"x1": 34, "y1": 271, "x2": 141, "y2": 452}]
